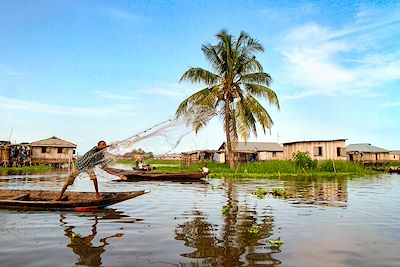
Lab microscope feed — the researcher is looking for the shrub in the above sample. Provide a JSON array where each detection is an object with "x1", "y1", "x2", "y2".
[{"x1": 292, "y1": 152, "x2": 315, "y2": 170}]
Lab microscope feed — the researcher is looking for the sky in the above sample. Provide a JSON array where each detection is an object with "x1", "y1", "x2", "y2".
[{"x1": 1, "y1": 0, "x2": 399, "y2": 154}]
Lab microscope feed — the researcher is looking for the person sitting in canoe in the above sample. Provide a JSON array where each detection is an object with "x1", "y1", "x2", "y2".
[
  {"x1": 55, "y1": 140, "x2": 126, "y2": 201},
  {"x1": 202, "y1": 164, "x2": 209, "y2": 175}
]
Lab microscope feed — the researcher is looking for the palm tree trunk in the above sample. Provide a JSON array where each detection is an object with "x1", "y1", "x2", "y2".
[{"x1": 225, "y1": 97, "x2": 235, "y2": 169}]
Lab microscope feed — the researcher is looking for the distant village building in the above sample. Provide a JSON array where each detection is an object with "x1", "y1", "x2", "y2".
[
  {"x1": 1, "y1": 141, "x2": 32, "y2": 167},
  {"x1": 154, "y1": 154, "x2": 182, "y2": 161},
  {"x1": 218, "y1": 142, "x2": 284, "y2": 164},
  {"x1": 30, "y1": 136, "x2": 76, "y2": 167},
  {"x1": 346, "y1": 143, "x2": 390, "y2": 163},
  {"x1": 389, "y1": 150, "x2": 400, "y2": 161},
  {"x1": 0, "y1": 141, "x2": 11, "y2": 167},
  {"x1": 181, "y1": 150, "x2": 217, "y2": 165},
  {"x1": 283, "y1": 139, "x2": 347, "y2": 161}
]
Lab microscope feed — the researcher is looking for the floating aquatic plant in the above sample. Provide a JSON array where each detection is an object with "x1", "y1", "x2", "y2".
[
  {"x1": 270, "y1": 189, "x2": 289, "y2": 198},
  {"x1": 269, "y1": 239, "x2": 285, "y2": 245},
  {"x1": 252, "y1": 187, "x2": 268, "y2": 199},
  {"x1": 71, "y1": 233, "x2": 81, "y2": 238},
  {"x1": 248, "y1": 226, "x2": 259, "y2": 234},
  {"x1": 222, "y1": 205, "x2": 230, "y2": 215}
]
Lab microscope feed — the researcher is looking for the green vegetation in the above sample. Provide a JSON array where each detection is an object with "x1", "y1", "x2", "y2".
[
  {"x1": 116, "y1": 159, "x2": 378, "y2": 178},
  {"x1": 269, "y1": 239, "x2": 285, "y2": 246},
  {"x1": 247, "y1": 226, "x2": 260, "y2": 234},
  {"x1": 71, "y1": 233, "x2": 81, "y2": 239},
  {"x1": 270, "y1": 189, "x2": 290, "y2": 199},
  {"x1": 175, "y1": 29, "x2": 279, "y2": 169},
  {"x1": 0, "y1": 165, "x2": 52, "y2": 174},
  {"x1": 222, "y1": 205, "x2": 230, "y2": 215},
  {"x1": 252, "y1": 187, "x2": 268, "y2": 199}
]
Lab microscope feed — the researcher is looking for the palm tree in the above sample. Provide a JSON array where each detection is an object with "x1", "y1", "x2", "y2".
[{"x1": 176, "y1": 29, "x2": 280, "y2": 168}]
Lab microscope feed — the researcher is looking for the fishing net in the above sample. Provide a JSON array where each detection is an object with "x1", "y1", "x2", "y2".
[{"x1": 78, "y1": 105, "x2": 217, "y2": 171}]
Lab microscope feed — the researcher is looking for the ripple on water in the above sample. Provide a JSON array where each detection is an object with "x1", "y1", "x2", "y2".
[{"x1": 0, "y1": 172, "x2": 400, "y2": 266}]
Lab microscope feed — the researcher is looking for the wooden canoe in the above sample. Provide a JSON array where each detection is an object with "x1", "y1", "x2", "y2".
[
  {"x1": 0, "y1": 189, "x2": 148, "y2": 211},
  {"x1": 116, "y1": 170, "x2": 208, "y2": 181}
]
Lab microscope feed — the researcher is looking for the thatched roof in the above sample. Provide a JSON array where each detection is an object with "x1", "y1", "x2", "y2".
[{"x1": 30, "y1": 136, "x2": 76, "y2": 148}]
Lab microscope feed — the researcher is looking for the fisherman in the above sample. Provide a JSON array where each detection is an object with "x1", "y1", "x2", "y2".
[{"x1": 55, "y1": 140, "x2": 125, "y2": 201}]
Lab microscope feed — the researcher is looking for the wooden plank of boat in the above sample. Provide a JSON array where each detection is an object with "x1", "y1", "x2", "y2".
[
  {"x1": 0, "y1": 189, "x2": 149, "y2": 211},
  {"x1": 119, "y1": 170, "x2": 207, "y2": 181}
]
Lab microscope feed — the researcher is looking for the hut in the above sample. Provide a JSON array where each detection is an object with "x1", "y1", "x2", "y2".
[
  {"x1": 29, "y1": 136, "x2": 76, "y2": 167},
  {"x1": 346, "y1": 143, "x2": 390, "y2": 163},
  {"x1": 181, "y1": 150, "x2": 217, "y2": 166},
  {"x1": 218, "y1": 142, "x2": 284, "y2": 164},
  {"x1": 389, "y1": 150, "x2": 400, "y2": 162},
  {"x1": 0, "y1": 141, "x2": 11, "y2": 167},
  {"x1": 283, "y1": 139, "x2": 347, "y2": 161},
  {"x1": 155, "y1": 154, "x2": 182, "y2": 161}
]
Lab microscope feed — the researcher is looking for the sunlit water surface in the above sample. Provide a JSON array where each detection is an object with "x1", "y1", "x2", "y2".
[{"x1": 0, "y1": 169, "x2": 399, "y2": 267}]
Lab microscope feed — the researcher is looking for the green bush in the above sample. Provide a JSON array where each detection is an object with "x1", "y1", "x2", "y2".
[{"x1": 292, "y1": 152, "x2": 315, "y2": 170}]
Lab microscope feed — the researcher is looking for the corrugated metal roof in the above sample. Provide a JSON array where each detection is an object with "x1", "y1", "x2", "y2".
[
  {"x1": 30, "y1": 136, "x2": 76, "y2": 148},
  {"x1": 282, "y1": 139, "x2": 347, "y2": 145},
  {"x1": 181, "y1": 149, "x2": 219, "y2": 155},
  {"x1": 346, "y1": 143, "x2": 389, "y2": 153},
  {"x1": 389, "y1": 150, "x2": 400, "y2": 154},
  {"x1": 219, "y1": 142, "x2": 283, "y2": 152}
]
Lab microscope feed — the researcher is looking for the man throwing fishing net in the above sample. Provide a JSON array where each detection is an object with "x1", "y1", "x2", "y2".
[{"x1": 55, "y1": 140, "x2": 125, "y2": 201}]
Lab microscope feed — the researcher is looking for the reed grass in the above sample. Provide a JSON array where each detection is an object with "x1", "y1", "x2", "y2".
[
  {"x1": 116, "y1": 159, "x2": 378, "y2": 177},
  {"x1": 0, "y1": 165, "x2": 53, "y2": 174}
]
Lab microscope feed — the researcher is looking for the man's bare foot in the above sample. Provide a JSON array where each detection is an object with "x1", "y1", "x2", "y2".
[
  {"x1": 95, "y1": 194, "x2": 101, "y2": 200},
  {"x1": 53, "y1": 198, "x2": 61, "y2": 202},
  {"x1": 119, "y1": 175, "x2": 128, "y2": 181}
]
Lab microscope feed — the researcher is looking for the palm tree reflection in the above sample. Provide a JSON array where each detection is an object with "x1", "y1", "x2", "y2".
[
  {"x1": 175, "y1": 180, "x2": 281, "y2": 266},
  {"x1": 59, "y1": 213, "x2": 124, "y2": 267}
]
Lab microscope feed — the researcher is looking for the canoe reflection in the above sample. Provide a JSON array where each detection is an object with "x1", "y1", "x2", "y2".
[{"x1": 59, "y1": 212, "x2": 124, "y2": 267}]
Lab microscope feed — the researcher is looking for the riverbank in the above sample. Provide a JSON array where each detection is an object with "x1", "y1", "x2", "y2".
[
  {"x1": 119, "y1": 159, "x2": 379, "y2": 178},
  {"x1": 0, "y1": 165, "x2": 53, "y2": 175}
]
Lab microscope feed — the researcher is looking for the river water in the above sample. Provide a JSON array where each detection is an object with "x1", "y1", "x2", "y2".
[{"x1": 0, "y1": 169, "x2": 399, "y2": 267}]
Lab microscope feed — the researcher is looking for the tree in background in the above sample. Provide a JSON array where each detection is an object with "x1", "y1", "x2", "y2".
[{"x1": 176, "y1": 29, "x2": 280, "y2": 168}]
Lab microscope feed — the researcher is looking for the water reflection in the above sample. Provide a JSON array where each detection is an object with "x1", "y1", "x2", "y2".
[
  {"x1": 59, "y1": 211, "x2": 127, "y2": 267},
  {"x1": 283, "y1": 177, "x2": 348, "y2": 207},
  {"x1": 175, "y1": 181, "x2": 281, "y2": 266}
]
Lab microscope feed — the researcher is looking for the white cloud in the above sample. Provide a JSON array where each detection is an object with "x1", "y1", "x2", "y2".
[
  {"x1": 101, "y1": 7, "x2": 148, "y2": 23},
  {"x1": 140, "y1": 83, "x2": 199, "y2": 99},
  {"x1": 0, "y1": 96, "x2": 137, "y2": 118},
  {"x1": 382, "y1": 101, "x2": 400, "y2": 107},
  {"x1": 279, "y1": 8, "x2": 400, "y2": 100},
  {"x1": 95, "y1": 90, "x2": 137, "y2": 100},
  {"x1": 0, "y1": 65, "x2": 29, "y2": 76}
]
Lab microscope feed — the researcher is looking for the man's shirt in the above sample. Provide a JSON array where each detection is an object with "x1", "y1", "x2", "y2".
[{"x1": 76, "y1": 146, "x2": 105, "y2": 171}]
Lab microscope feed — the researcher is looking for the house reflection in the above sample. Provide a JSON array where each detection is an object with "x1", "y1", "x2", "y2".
[
  {"x1": 283, "y1": 177, "x2": 348, "y2": 207},
  {"x1": 175, "y1": 181, "x2": 281, "y2": 266},
  {"x1": 59, "y1": 212, "x2": 125, "y2": 267}
]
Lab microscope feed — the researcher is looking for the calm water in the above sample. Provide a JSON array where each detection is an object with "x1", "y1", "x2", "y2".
[{"x1": 0, "y1": 169, "x2": 399, "y2": 267}]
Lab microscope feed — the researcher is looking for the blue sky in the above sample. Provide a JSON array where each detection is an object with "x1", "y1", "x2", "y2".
[{"x1": 1, "y1": 0, "x2": 399, "y2": 154}]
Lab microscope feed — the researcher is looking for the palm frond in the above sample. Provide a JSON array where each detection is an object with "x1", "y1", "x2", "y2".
[
  {"x1": 180, "y1": 68, "x2": 219, "y2": 85},
  {"x1": 240, "y1": 72, "x2": 272, "y2": 86},
  {"x1": 244, "y1": 83, "x2": 280, "y2": 109},
  {"x1": 175, "y1": 87, "x2": 213, "y2": 117}
]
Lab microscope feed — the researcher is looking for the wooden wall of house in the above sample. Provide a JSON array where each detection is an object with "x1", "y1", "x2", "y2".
[
  {"x1": 0, "y1": 147, "x2": 10, "y2": 166},
  {"x1": 389, "y1": 153, "x2": 400, "y2": 161},
  {"x1": 258, "y1": 151, "x2": 284, "y2": 161},
  {"x1": 31, "y1": 146, "x2": 74, "y2": 164},
  {"x1": 283, "y1": 140, "x2": 347, "y2": 161},
  {"x1": 348, "y1": 152, "x2": 390, "y2": 163},
  {"x1": 181, "y1": 151, "x2": 215, "y2": 165}
]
